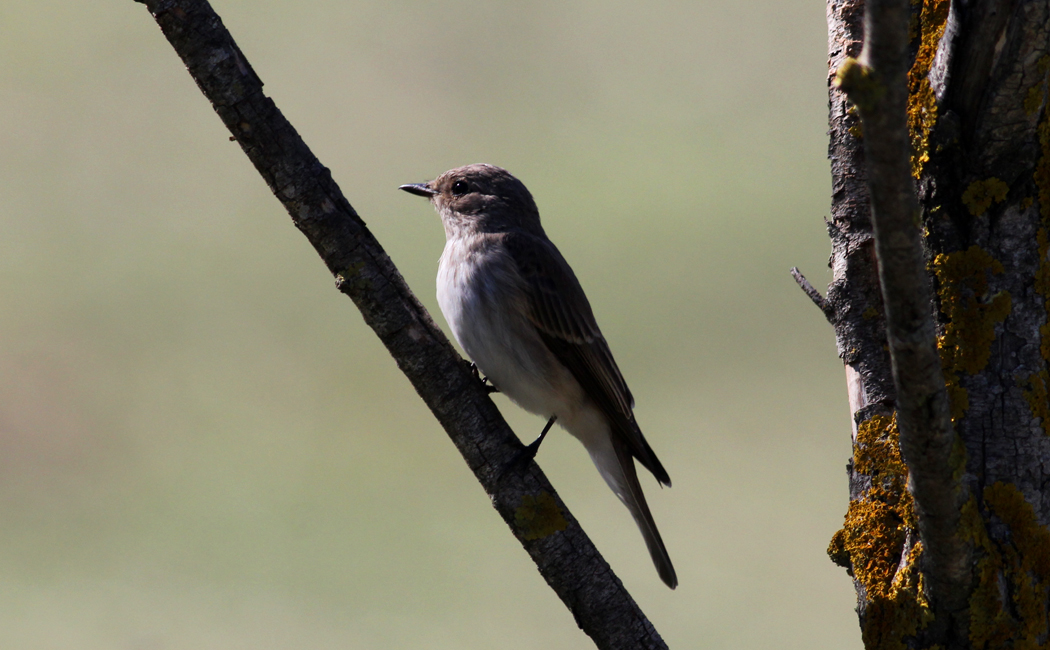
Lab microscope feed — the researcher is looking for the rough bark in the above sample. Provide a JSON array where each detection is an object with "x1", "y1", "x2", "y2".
[
  {"x1": 815, "y1": 0, "x2": 1050, "y2": 648},
  {"x1": 836, "y1": 0, "x2": 969, "y2": 638},
  {"x1": 133, "y1": 1, "x2": 667, "y2": 648}
]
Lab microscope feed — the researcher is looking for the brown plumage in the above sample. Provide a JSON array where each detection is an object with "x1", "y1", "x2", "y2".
[{"x1": 401, "y1": 164, "x2": 676, "y2": 588}]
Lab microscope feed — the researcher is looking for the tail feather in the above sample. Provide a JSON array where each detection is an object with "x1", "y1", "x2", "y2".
[
  {"x1": 586, "y1": 434, "x2": 677, "y2": 589},
  {"x1": 615, "y1": 417, "x2": 671, "y2": 487},
  {"x1": 613, "y1": 437, "x2": 677, "y2": 589}
]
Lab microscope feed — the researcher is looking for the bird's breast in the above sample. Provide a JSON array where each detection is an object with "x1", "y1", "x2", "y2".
[{"x1": 436, "y1": 237, "x2": 582, "y2": 418}]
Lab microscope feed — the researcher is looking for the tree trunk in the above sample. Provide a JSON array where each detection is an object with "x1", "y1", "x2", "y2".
[{"x1": 819, "y1": 0, "x2": 1050, "y2": 648}]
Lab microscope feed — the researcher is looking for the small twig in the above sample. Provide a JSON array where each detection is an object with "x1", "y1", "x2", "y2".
[{"x1": 790, "y1": 267, "x2": 833, "y2": 321}]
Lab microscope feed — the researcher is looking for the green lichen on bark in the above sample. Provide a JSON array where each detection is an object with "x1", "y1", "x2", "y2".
[
  {"x1": 965, "y1": 483, "x2": 1050, "y2": 649},
  {"x1": 836, "y1": 58, "x2": 886, "y2": 114},
  {"x1": 1026, "y1": 55, "x2": 1050, "y2": 117},
  {"x1": 515, "y1": 491, "x2": 568, "y2": 540},
  {"x1": 849, "y1": 103, "x2": 866, "y2": 140},
  {"x1": 828, "y1": 415, "x2": 932, "y2": 650},
  {"x1": 962, "y1": 179, "x2": 1010, "y2": 216},
  {"x1": 1022, "y1": 240, "x2": 1050, "y2": 437},
  {"x1": 1020, "y1": 371, "x2": 1050, "y2": 437},
  {"x1": 906, "y1": 0, "x2": 951, "y2": 178},
  {"x1": 932, "y1": 247, "x2": 1012, "y2": 421}
]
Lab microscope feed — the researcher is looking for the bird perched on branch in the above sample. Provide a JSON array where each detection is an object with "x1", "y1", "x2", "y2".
[{"x1": 400, "y1": 164, "x2": 676, "y2": 589}]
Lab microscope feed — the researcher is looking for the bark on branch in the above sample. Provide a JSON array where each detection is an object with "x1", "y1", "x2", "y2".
[
  {"x1": 834, "y1": 0, "x2": 970, "y2": 634},
  {"x1": 133, "y1": 1, "x2": 667, "y2": 648},
  {"x1": 790, "y1": 266, "x2": 834, "y2": 320}
]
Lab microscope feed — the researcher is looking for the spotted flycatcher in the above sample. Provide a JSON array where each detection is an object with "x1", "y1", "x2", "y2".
[{"x1": 400, "y1": 164, "x2": 676, "y2": 588}]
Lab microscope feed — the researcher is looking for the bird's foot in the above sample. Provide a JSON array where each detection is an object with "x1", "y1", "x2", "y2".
[
  {"x1": 501, "y1": 415, "x2": 557, "y2": 476},
  {"x1": 469, "y1": 361, "x2": 499, "y2": 394}
]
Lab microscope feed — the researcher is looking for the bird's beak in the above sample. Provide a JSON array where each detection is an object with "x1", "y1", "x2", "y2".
[{"x1": 399, "y1": 183, "x2": 437, "y2": 198}]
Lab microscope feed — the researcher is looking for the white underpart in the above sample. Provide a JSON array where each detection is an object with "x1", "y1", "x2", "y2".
[{"x1": 437, "y1": 235, "x2": 629, "y2": 503}]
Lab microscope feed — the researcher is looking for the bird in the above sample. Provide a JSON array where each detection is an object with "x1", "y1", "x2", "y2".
[{"x1": 399, "y1": 163, "x2": 677, "y2": 589}]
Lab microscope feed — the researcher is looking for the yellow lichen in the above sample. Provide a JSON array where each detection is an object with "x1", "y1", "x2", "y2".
[
  {"x1": 932, "y1": 247, "x2": 1012, "y2": 420},
  {"x1": 336, "y1": 261, "x2": 372, "y2": 292},
  {"x1": 966, "y1": 483, "x2": 1050, "y2": 649},
  {"x1": 828, "y1": 415, "x2": 931, "y2": 650},
  {"x1": 848, "y1": 104, "x2": 865, "y2": 140},
  {"x1": 836, "y1": 57, "x2": 885, "y2": 114},
  {"x1": 907, "y1": 6, "x2": 920, "y2": 40},
  {"x1": 1025, "y1": 84, "x2": 1046, "y2": 117},
  {"x1": 1020, "y1": 372, "x2": 1050, "y2": 436},
  {"x1": 963, "y1": 496, "x2": 1013, "y2": 649},
  {"x1": 962, "y1": 178, "x2": 1010, "y2": 216},
  {"x1": 1024, "y1": 55, "x2": 1050, "y2": 116},
  {"x1": 907, "y1": 0, "x2": 951, "y2": 178},
  {"x1": 514, "y1": 491, "x2": 567, "y2": 540}
]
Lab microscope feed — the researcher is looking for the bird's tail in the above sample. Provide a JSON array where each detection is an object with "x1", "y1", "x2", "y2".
[{"x1": 591, "y1": 436, "x2": 678, "y2": 589}]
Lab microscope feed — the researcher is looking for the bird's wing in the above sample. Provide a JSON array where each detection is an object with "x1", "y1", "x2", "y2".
[{"x1": 501, "y1": 231, "x2": 670, "y2": 486}]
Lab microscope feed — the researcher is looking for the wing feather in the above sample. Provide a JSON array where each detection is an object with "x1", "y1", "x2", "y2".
[{"x1": 502, "y1": 232, "x2": 670, "y2": 486}]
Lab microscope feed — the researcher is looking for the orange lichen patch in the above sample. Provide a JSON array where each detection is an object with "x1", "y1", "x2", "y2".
[
  {"x1": 966, "y1": 483, "x2": 1050, "y2": 649},
  {"x1": 853, "y1": 415, "x2": 909, "y2": 484},
  {"x1": 907, "y1": 0, "x2": 951, "y2": 178},
  {"x1": 932, "y1": 247, "x2": 1012, "y2": 420},
  {"x1": 828, "y1": 415, "x2": 931, "y2": 650},
  {"x1": 962, "y1": 178, "x2": 1010, "y2": 216}
]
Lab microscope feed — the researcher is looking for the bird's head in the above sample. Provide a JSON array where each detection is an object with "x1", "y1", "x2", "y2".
[{"x1": 400, "y1": 164, "x2": 544, "y2": 238}]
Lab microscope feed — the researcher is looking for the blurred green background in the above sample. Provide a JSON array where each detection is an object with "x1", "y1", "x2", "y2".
[{"x1": 0, "y1": 1, "x2": 859, "y2": 648}]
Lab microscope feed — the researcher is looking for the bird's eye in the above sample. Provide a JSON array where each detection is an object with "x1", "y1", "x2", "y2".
[{"x1": 451, "y1": 180, "x2": 469, "y2": 196}]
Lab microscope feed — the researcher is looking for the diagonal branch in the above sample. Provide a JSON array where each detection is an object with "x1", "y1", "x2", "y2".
[
  {"x1": 834, "y1": 0, "x2": 970, "y2": 636},
  {"x1": 133, "y1": 1, "x2": 667, "y2": 648}
]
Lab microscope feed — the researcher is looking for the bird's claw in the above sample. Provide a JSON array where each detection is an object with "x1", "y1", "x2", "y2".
[{"x1": 469, "y1": 361, "x2": 499, "y2": 394}]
